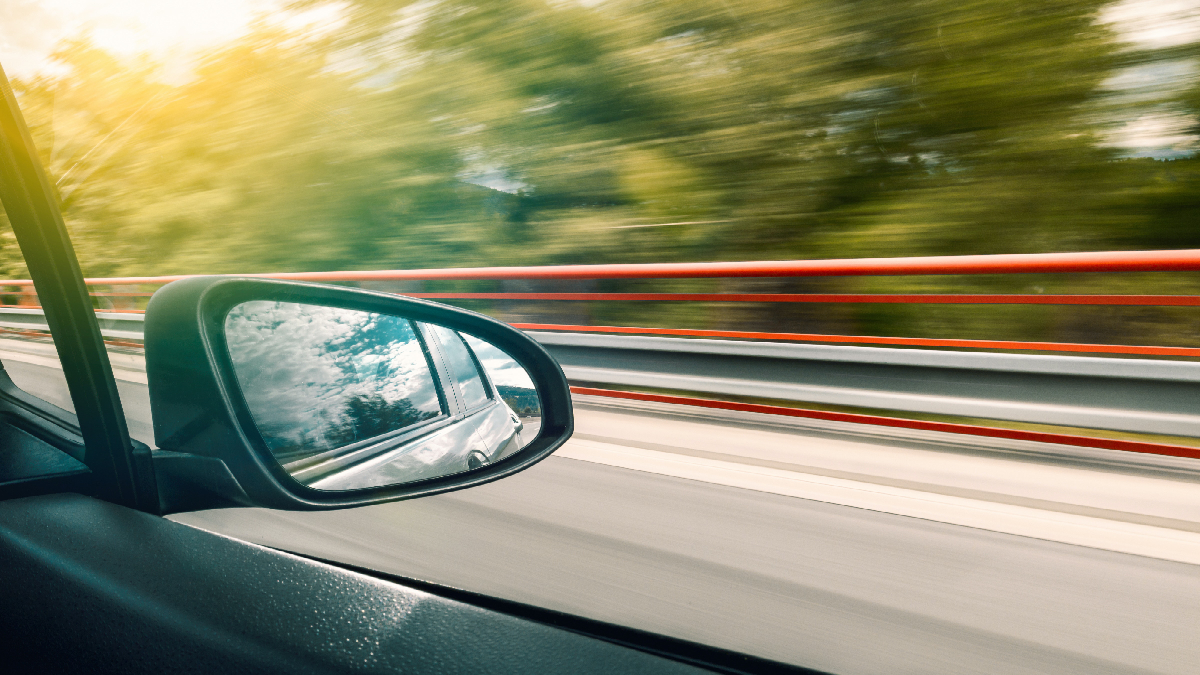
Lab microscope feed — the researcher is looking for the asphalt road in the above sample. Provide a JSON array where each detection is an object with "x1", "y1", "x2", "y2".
[{"x1": 4, "y1": 341, "x2": 1199, "y2": 674}]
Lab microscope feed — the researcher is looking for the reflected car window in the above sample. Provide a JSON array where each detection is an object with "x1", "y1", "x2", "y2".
[
  {"x1": 226, "y1": 301, "x2": 444, "y2": 465},
  {"x1": 462, "y1": 333, "x2": 538, "y2": 411},
  {"x1": 429, "y1": 325, "x2": 490, "y2": 412}
]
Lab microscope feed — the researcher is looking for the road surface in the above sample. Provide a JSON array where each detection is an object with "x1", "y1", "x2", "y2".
[{"x1": 3, "y1": 339, "x2": 1199, "y2": 674}]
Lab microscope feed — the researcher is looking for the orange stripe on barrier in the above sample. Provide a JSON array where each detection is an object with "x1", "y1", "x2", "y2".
[
  {"x1": 569, "y1": 387, "x2": 1200, "y2": 461},
  {"x1": 1, "y1": 248, "x2": 1199, "y2": 286},
  {"x1": 0, "y1": 249, "x2": 1196, "y2": 357},
  {"x1": 516, "y1": 323, "x2": 1200, "y2": 357},
  {"x1": 414, "y1": 292, "x2": 1200, "y2": 306},
  {"x1": 3, "y1": 306, "x2": 1196, "y2": 358}
]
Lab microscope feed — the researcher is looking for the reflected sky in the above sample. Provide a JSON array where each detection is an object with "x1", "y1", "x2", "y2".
[
  {"x1": 461, "y1": 333, "x2": 536, "y2": 390},
  {"x1": 225, "y1": 301, "x2": 442, "y2": 461},
  {"x1": 461, "y1": 333, "x2": 540, "y2": 438}
]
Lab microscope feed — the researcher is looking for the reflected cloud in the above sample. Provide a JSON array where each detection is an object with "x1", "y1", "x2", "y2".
[
  {"x1": 462, "y1": 333, "x2": 536, "y2": 389},
  {"x1": 226, "y1": 301, "x2": 443, "y2": 462}
]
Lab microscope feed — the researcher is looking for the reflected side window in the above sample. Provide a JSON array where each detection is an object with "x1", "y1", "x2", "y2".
[
  {"x1": 428, "y1": 325, "x2": 491, "y2": 412},
  {"x1": 461, "y1": 333, "x2": 538, "y2": 414}
]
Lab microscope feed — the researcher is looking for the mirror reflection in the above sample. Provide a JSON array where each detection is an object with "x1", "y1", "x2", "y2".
[{"x1": 225, "y1": 301, "x2": 541, "y2": 491}]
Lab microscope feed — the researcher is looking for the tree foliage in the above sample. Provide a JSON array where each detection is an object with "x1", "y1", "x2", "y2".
[{"x1": 4, "y1": 0, "x2": 1200, "y2": 342}]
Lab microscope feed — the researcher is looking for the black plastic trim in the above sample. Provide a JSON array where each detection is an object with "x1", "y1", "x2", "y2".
[
  {"x1": 0, "y1": 64, "x2": 154, "y2": 511},
  {"x1": 0, "y1": 420, "x2": 90, "y2": 500}
]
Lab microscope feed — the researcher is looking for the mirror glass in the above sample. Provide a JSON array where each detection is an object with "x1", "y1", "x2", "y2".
[{"x1": 224, "y1": 301, "x2": 541, "y2": 491}]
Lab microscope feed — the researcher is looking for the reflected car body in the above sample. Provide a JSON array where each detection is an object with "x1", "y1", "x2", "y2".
[{"x1": 280, "y1": 323, "x2": 523, "y2": 491}]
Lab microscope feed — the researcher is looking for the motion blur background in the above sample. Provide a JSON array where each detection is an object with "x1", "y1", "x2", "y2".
[
  {"x1": 6, "y1": 7, "x2": 1200, "y2": 673},
  {"x1": 3, "y1": 0, "x2": 1200, "y2": 345}
]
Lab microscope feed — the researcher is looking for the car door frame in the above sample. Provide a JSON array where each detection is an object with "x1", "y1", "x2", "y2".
[{"x1": 0, "y1": 62, "x2": 156, "y2": 511}]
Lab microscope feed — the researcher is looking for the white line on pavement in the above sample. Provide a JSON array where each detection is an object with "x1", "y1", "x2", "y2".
[
  {"x1": 556, "y1": 438, "x2": 1200, "y2": 565},
  {"x1": 0, "y1": 349, "x2": 148, "y2": 384}
]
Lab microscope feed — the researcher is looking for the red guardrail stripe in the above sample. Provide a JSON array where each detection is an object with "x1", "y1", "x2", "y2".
[
  {"x1": 570, "y1": 387, "x2": 1200, "y2": 460},
  {"x1": 412, "y1": 292, "x2": 1200, "y2": 306},
  {"x1": 516, "y1": 323, "x2": 1200, "y2": 357},
  {"x1": 2, "y1": 248, "x2": 1200, "y2": 285},
  {"x1": 4, "y1": 306, "x2": 1193, "y2": 357}
]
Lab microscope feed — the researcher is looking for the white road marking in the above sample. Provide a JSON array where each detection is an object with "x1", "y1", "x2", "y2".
[
  {"x1": 556, "y1": 438, "x2": 1200, "y2": 565},
  {"x1": 0, "y1": 349, "x2": 148, "y2": 384},
  {"x1": 7, "y1": 337, "x2": 1198, "y2": 563}
]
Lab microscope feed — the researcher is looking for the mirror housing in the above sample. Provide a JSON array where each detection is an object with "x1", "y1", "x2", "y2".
[{"x1": 144, "y1": 277, "x2": 573, "y2": 512}]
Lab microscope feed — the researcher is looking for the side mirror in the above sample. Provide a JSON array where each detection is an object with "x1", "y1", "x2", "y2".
[{"x1": 144, "y1": 277, "x2": 573, "y2": 512}]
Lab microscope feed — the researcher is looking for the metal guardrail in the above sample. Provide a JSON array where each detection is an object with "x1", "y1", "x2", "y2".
[
  {"x1": 0, "y1": 307, "x2": 144, "y2": 341},
  {"x1": 3, "y1": 250, "x2": 1200, "y2": 459},
  {"x1": 3, "y1": 307, "x2": 1198, "y2": 439},
  {"x1": 533, "y1": 332, "x2": 1200, "y2": 438},
  {"x1": 7, "y1": 248, "x2": 1200, "y2": 357}
]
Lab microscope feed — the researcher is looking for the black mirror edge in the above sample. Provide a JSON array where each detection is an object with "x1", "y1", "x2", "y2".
[{"x1": 145, "y1": 276, "x2": 574, "y2": 514}]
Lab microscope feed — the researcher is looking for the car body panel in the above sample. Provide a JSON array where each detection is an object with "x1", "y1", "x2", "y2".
[{"x1": 0, "y1": 492, "x2": 733, "y2": 675}]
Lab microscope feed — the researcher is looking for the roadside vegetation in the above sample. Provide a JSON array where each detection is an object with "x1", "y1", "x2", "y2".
[{"x1": 4, "y1": 0, "x2": 1200, "y2": 345}]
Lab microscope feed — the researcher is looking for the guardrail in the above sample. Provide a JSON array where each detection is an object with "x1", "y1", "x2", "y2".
[
  {"x1": 7, "y1": 249, "x2": 1200, "y2": 355},
  {"x1": 0, "y1": 307, "x2": 144, "y2": 341},
  {"x1": 534, "y1": 331, "x2": 1200, "y2": 437},
  {"x1": 3, "y1": 249, "x2": 1200, "y2": 460}
]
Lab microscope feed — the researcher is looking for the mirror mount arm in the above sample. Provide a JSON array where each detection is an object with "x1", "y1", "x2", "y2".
[{"x1": 152, "y1": 451, "x2": 254, "y2": 515}]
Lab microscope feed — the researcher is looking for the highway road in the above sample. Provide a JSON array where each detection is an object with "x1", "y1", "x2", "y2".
[{"x1": 3, "y1": 338, "x2": 1200, "y2": 674}]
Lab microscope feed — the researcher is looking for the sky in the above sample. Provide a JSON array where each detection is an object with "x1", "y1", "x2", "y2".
[
  {"x1": 2, "y1": 0, "x2": 1199, "y2": 157},
  {"x1": 0, "y1": 0, "x2": 342, "y2": 80},
  {"x1": 1098, "y1": 0, "x2": 1200, "y2": 156},
  {"x1": 4, "y1": 0, "x2": 1198, "y2": 75},
  {"x1": 1102, "y1": 0, "x2": 1200, "y2": 48}
]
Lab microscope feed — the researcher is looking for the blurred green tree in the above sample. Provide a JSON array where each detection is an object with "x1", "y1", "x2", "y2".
[{"x1": 4, "y1": 0, "x2": 1200, "y2": 343}]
